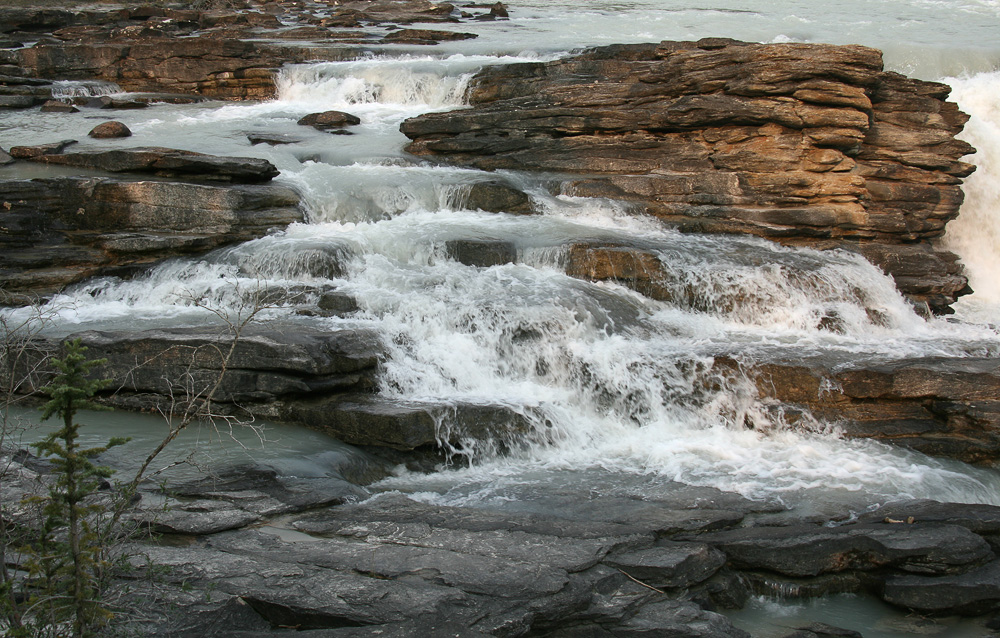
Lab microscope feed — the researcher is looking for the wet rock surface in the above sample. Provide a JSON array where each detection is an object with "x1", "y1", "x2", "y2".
[
  {"x1": 401, "y1": 39, "x2": 976, "y2": 313},
  {"x1": 0, "y1": 0, "x2": 508, "y2": 100},
  {"x1": 9, "y1": 145, "x2": 280, "y2": 183},
  {"x1": 8, "y1": 435, "x2": 1000, "y2": 635},
  {"x1": 0, "y1": 174, "x2": 302, "y2": 299},
  {"x1": 732, "y1": 356, "x2": 1000, "y2": 463}
]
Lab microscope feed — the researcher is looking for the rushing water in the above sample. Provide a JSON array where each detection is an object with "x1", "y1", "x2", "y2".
[{"x1": 3, "y1": 1, "x2": 1000, "y2": 521}]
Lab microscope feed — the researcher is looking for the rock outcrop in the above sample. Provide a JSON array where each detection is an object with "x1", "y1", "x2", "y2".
[
  {"x1": 401, "y1": 39, "x2": 976, "y2": 313},
  {"x1": 730, "y1": 355, "x2": 1000, "y2": 464},
  {"x1": 0, "y1": 0, "x2": 506, "y2": 100},
  {"x1": 0, "y1": 173, "x2": 301, "y2": 299}
]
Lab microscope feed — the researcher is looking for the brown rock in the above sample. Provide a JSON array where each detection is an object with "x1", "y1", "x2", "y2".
[
  {"x1": 16, "y1": 145, "x2": 279, "y2": 183},
  {"x1": 0, "y1": 176, "x2": 302, "y2": 298},
  {"x1": 382, "y1": 28, "x2": 478, "y2": 44},
  {"x1": 400, "y1": 40, "x2": 977, "y2": 312},
  {"x1": 88, "y1": 120, "x2": 132, "y2": 139},
  {"x1": 728, "y1": 356, "x2": 1000, "y2": 463},
  {"x1": 9, "y1": 139, "x2": 77, "y2": 158},
  {"x1": 40, "y1": 99, "x2": 79, "y2": 113},
  {"x1": 297, "y1": 110, "x2": 361, "y2": 130}
]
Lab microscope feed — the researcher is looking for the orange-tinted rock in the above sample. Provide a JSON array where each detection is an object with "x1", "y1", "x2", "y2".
[
  {"x1": 401, "y1": 40, "x2": 976, "y2": 313},
  {"x1": 88, "y1": 120, "x2": 131, "y2": 138}
]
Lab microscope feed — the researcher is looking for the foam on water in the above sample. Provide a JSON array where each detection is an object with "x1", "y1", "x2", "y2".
[
  {"x1": 5, "y1": 1, "x2": 1000, "y2": 512},
  {"x1": 943, "y1": 70, "x2": 1000, "y2": 323},
  {"x1": 48, "y1": 80, "x2": 122, "y2": 98}
]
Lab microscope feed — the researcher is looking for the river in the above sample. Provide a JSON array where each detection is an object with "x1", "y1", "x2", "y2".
[{"x1": 2, "y1": 2, "x2": 1000, "y2": 634}]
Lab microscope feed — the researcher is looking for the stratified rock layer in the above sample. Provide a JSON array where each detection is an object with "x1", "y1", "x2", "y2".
[
  {"x1": 0, "y1": 175, "x2": 301, "y2": 298},
  {"x1": 401, "y1": 39, "x2": 976, "y2": 313}
]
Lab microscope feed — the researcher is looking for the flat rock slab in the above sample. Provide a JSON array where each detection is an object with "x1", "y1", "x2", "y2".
[
  {"x1": 696, "y1": 522, "x2": 993, "y2": 577},
  {"x1": 547, "y1": 599, "x2": 751, "y2": 638},
  {"x1": 129, "y1": 544, "x2": 468, "y2": 628},
  {"x1": 882, "y1": 559, "x2": 1000, "y2": 615},
  {"x1": 861, "y1": 500, "x2": 1000, "y2": 541},
  {"x1": 294, "y1": 492, "x2": 658, "y2": 540},
  {"x1": 207, "y1": 529, "x2": 573, "y2": 598},
  {"x1": 70, "y1": 325, "x2": 384, "y2": 404},
  {"x1": 604, "y1": 542, "x2": 727, "y2": 589},
  {"x1": 12, "y1": 146, "x2": 279, "y2": 183}
]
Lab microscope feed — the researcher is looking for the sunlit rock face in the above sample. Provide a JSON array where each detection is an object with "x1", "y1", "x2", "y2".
[{"x1": 402, "y1": 39, "x2": 976, "y2": 313}]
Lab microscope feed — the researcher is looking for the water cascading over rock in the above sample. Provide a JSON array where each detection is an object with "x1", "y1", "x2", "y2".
[{"x1": 401, "y1": 39, "x2": 976, "y2": 314}]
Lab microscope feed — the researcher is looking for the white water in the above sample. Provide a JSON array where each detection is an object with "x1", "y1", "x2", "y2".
[{"x1": 3, "y1": 1, "x2": 1000, "y2": 516}]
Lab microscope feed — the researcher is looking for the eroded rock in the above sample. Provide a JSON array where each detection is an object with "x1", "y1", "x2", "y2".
[{"x1": 401, "y1": 40, "x2": 976, "y2": 312}]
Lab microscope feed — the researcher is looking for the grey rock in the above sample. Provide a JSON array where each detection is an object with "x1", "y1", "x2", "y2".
[
  {"x1": 74, "y1": 325, "x2": 383, "y2": 404},
  {"x1": 697, "y1": 522, "x2": 993, "y2": 577},
  {"x1": 778, "y1": 622, "x2": 863, "y2": 638},
  {"x1": 604, "y1": 542, "x2": 727, "y2": 589},
  {"x1": 247, "y1": 132, "x2": 303, "y2": 146},
  {"x1": 882, "y1": 559, "x2": 1000, "y2": 615},
  {"x1": 282, "y1": 394, "x2": 532, "y2": 452},
  {"x1": 208, "y1": 529, "x2": 572, "y2": 598},
  {"x1": 446, "y1": 239, "x2": 517, "y2": 267},
  {"x1": 128, "y1": 544, "x2": 468, "y2": 628},
  {"x1": 294, "y1": 492, "x2": 659, "y2": 540},
  {"x1": 0, "y1": 94, "x2": 39, "y2": 108}
]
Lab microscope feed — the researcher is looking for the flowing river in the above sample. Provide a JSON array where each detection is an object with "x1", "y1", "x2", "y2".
[{"x1": 2, "y1": 2, "x2": 1000, "y2": 634}]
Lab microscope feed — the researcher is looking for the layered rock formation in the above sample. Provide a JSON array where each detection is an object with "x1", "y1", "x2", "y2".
[
  {"x1": 401, "y1": 39, "x2": 976, "y2": 313},
  {"x1": 0, "y1": 1, "x2": 507, "y2": 100},
  {"x1": 0, "y1": 152, "x2": 301, "y2": 299}
]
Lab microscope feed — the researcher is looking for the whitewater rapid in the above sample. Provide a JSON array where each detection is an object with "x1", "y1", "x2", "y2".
[{"x1": 3, "y1": 0, "x2": 1000, "y2": 512}]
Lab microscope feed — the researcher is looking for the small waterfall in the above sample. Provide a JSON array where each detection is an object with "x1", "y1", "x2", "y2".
[
  {"x1": 275, "y1": 58, "x2": 475, "y2": 108},
  {"x1": 49, "y1": 80, "x2": 123, "y2": 98},
  {"x1": 943, "y1": 70, "x2": 1000, "y2": 320}
]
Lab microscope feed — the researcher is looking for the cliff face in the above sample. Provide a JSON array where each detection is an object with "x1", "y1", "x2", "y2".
[{"x1": 401, "y1": 39, "x2": 977, "y2": 313}]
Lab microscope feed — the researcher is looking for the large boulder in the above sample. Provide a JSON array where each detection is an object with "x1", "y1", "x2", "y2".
[{"x1": 401, "y1": 40, "x2": 976, "y2": 312}]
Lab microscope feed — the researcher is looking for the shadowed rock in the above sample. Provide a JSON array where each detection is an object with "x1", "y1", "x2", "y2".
[
  {"x1": 446, "y1": 239, "x2": 517, "y2": 267},
  {"x1": 882, "y1": 560, "x2": 1000, "y2": 615},
  {"x1": 298, "y1": 110, "x2": 361, "y2": 131}
]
